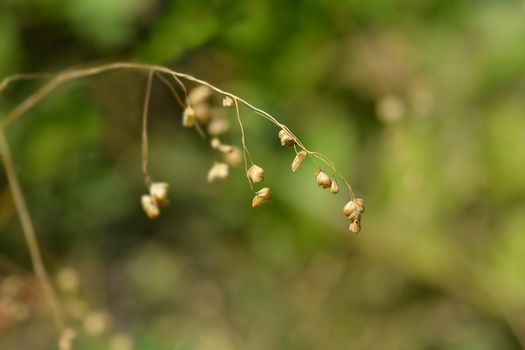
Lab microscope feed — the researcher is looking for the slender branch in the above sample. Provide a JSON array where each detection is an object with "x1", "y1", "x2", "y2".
[
  {"x1": 233, "y1": 98, "x2": 254, "y2": 191},
  {"x1": 0, "y1": 129, "x2": 64, "y2": 332},
  {"x1": 142, "y1": 70, "x2": 155, "y2": 189}
]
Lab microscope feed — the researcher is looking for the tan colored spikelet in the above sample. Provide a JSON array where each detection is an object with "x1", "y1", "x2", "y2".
[
  {"x1": 315, "y1": 169, "x2": 332, "y2": 189},
  {"x1": 224, "y1": 146, "x2": 242, "y2": 166},
  {"x1": 141, "y1": 195, "x2": 160, "y2": 219},
  {"x1": 222, "y1": 96, "x2": 234, "y2": 108},
  {"x1": 193, "y1": 104, "x2": 212, "y2": 124},
  {"x1": 252, "y1": 187, "x2": 272, "y2": 208},
  {"x1": 208, "y1": 117, "x2": 230, "y2": 136},
  {"x1": 207, "y1": 162, "x2": 229, "y2": 183},
  {"x1": 349, "y1": 220, "x2": 361, "y2": 234},
  {"x1": 182, "y1": 107, "x2": 196, "y2": 127},
  {"x1": 355, "y1": 198, "x2": 365, "y2": 212},
  {"x1": 291, "y1": 150, "x2": 307, "y2": 172},
  {"x1": 218, "y1": 144, "x2": 233, "y2": 154},
  {"x1": 58, "y1": 327, "x2": 77, "y2": 350},
  {"x1": 278, "y1": 129, "x2": 295, "y2": 146},
  {"x1": 149, "y1": 182, "x2": 170, "y2": 207},
  {"x1": 330, "y1": 179, "x2": 339, "y2": 194},
  {"x1": 188, "y1": 85, "x2": 212, "y2": 105},
  {"x1": 247, "y1": 164, "x2": 265, "y2": 183},
  {"x1": 210, "y1": 137, "x2": 221, "y2": 149}
]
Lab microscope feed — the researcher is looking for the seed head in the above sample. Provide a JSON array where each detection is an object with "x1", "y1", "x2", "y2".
[
  {"x1": 141, "y1": 195, "x2": 160, "y2": 219},
  {"x1": 349, "y1": 220, "x2": 361, "y2": 234},
  {"x1": 149, "y1": 182, "x2": 170, "y2": 207},
  {"x1": 208, "y1": 117, "x2": 230, "y2": 136},
  {"x1": 224, "y1": 146, "x2": 243, "y2": 166},
  {"x1": 193, "y1": 104, "x2": 212, "y2": 124},
  {"x1": 252, "y1": 187, "x2": 272, "y2": 208},
  {"x1": 207, "y1": 162, "x2": 229, "y2": 183},
  {"x1": 278, "y1": 129, "x2": 295, "y2": 147},
  {"x1": 222, "y1": 96, "x2": 234, "y2": 108},
  {"x1": 182, "y1": 107, "x2": 196, "y2": 127},
  {"x1": 330, "y1": 179, "x2": 339, "y2": 194},
  {"x1": 343, "y1": 198, "x2": 365, "y2": 221},
  {"x1": 247, "y1": 164, "x2": 265, "y2": 183},
  {"x1": 315, "y1": 169, "x2": 332, "y2": 189},
  {"x1": 291, "y1": 150, "x2": 307, "y2": 172},
  {"x1": 218, "y1": 144, "x2": 233, "y2": 154},
  {"x1": 210, "y1": 137, "x2": 221, "y2": 149},
  {"x1": 188, "y1": 85, "x2": 212, "y2": 105}
]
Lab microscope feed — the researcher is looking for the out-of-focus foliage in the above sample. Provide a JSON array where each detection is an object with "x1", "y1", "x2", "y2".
[{"x1": 1, "y1": 0, "x2": 525, "y2": 349}]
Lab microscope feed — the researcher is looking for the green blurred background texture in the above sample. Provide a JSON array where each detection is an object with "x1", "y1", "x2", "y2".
[{"x1": 1, "y1": 0, "x2": 525, "y2": 349}]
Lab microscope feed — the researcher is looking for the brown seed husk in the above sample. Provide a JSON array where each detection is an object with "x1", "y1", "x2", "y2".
[
  {"x1": 141, "y1": 195, "x2": 160, "y2": 219},
  {"x1": 349, "y1": 220, "x2": 361, "y2": 234},
  {"x1": 247, "y1": 164, "x2": 265, "y2": 183},
  {"x1": 291, "y1": 151, "x2": 307, "y2": 172},
  {"x1": 330, "y1": 179, "x2": 339, "y2": 194},
  {"x1": 316, "y1": 170, "x2": 332, "y2": 189}
]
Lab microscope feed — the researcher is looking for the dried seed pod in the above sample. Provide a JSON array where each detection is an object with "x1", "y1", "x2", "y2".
[
  {"x1": 278, "y1": 129, "x2": 295, "y2": 146},
  {"x1": 224, "y1": 146, "x2": 242, "y2": 166},
  {"x1": 291, "y1": 150, "x2": 307, "y2": 172},
  {"x1": 141, "y1": 195, "x2": 160, "y2": 219},
  {"x1": 349, "y1": 220, "x2": 361, "y2": 234},
  {"x1": 355, "y1": 198, "x2": 365, "y2": 212},
  {"x1": 330, "y1": 179, "x2": 339, "y2": 194},
  {"x1": 247, "y1": 164, "x2": 265, "y2": 183},
  {"x1": 193, "y1": 104, "x2": 212, "y2": 124},
  {"x1": 222, "y1": 96, "x2": 234, "y2": 108},
  {"x1": 343, "y1": 200, "x2": 358, "y2": 217},
  {"x1": 208, "y1": 117, "x2": 229, "y2": 136},
  {"x1": 252, "y1": 187, "x2": 272, "y2": 208},
  {"x1": 218, "y1": 144, "x2": 233, "y2": 154},
  {"x1": 315, "y1": 169, "x2": 332, "y2": 189},
  {"x1": 207, "y1": 162, "x2": 229, "y2": 183},
  {"x1": 182, "y1": 107, "x2": 196, "y2": 127},
  {"x1": 210, "y1": 137, "x2": 221, "y2": 149},
  {"x1": 188, "y1": 85, "x2": 212, "y2": 105},
  {"x1": 149, "y1": 182, "x2": 170, "y2": 207}
]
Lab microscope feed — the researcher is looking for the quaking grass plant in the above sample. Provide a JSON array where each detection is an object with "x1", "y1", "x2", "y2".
[{"x1": 0, "y1": 63, "x2": 365, "y2": 348}]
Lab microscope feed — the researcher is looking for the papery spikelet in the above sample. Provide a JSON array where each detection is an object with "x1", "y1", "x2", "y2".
[
  {"x1": 182, "y1": 107, "x2": 196, "y2": 127},
  {"x1": 247, "y1": 164, "x2": 265, "y2": 183},
  {"x1": 224, "y1": 146, "x2": 243, "y2": 166},
  {"x1": 188, "y1": 85, "x2": 212, "y2": 105},
  {"x1": 315, "y1": 169, "x2": 332, "y2": 189},
  {"x1": 222, "y1": 96, "x2": 234, "y2": 108},
  {"x1": 291, "y1": 150, "x2": 307, "y2": 172},
  {"x1": 150, "y1": 182, "x2": 170, "y2": 207},
  {"x1": 207, "y1": 162, "x2": 229, "y2": 183},
  {"x1": 141, "y1": 195, "x2": 160, "y2": 219},
  {"x1": 252, "y1": 187, "x2": 272, "y2": 208},
  {"x1": 349, "y1": 220, "x2": 361, "y2": 234},
  {"x1": 330, "y1": 179, "x2": 339, "y2": 194},
  {"x1": 278, "y1": 129, "x2": 295, "y2": 146}
]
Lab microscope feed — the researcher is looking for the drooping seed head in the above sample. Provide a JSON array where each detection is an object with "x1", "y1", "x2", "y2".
[
  {"x1": 247, "y1": 164, "x2": 265, "y2": 183},
  {"x1": 193, "y1": 104, "x2": 212, "y2": 124},
  {"x1": 252, "y1": 187, "x2": 272, "y2": 208},
  {"x1": 207, "y1": 162, "x2": 229, "y2": 183},
  {"x1": 330, "y1": 179, "x2": 339, "y2": 194},
  {"x1": 278, "y1": 129, "x2": 295, "y2": 147},
  {"x1": 315, "y1": 169, "x2": 332, "y2": 189},
  {"x1": 291, "y1": 150, "x2": 307, "y2": 172},
  {"x1": 224, "y1": 146, "x2": 243, "y2": 166},
  {"x1": 141, "y1": 195, "x2": 160, "y2": 219},
  {"x1": 182, "y1": 107, "x2": 196, "y2": 127},
  {"x1": 349, "y1": 220, "x2": 361, "y2": 234},
  {"x1": 218, "y1": 144, "x2": 233, "y2": 154},
  {"x1": 210, "y1": 137, "x2": 221, "y2": 149},
  {"x1": 355, "y1": 198, "x2": 365, "y2": 212},
  {"x1": 188, "y1": 85, "x2": 212, "y2": 106},
  {"x1": 222, "y1": 96, "x2": 234, "y2": 108},
  {"x1": 208, "y1": 117, "x2": 229, "y2": 136},
  {"x1": 149, "y1": 182, "x2": 170, "y2": 207}
]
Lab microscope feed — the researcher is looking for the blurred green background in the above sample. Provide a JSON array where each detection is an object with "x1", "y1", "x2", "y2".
[{"x1": 1, "y1": 0, "x2": 525, "y2": 349}]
